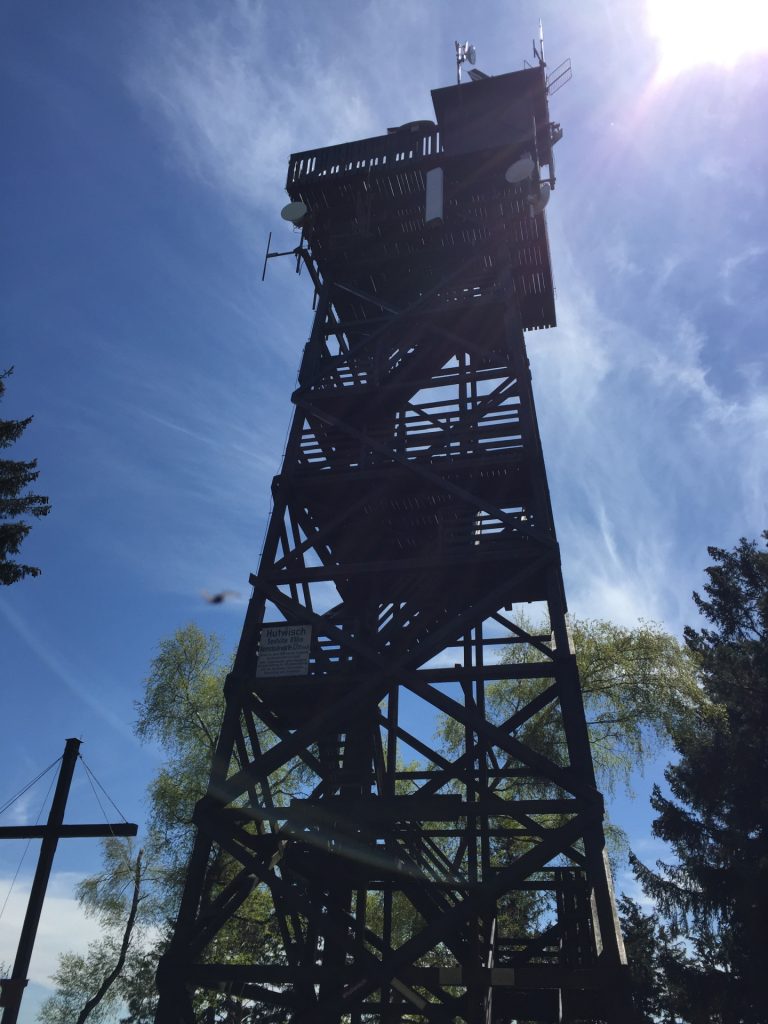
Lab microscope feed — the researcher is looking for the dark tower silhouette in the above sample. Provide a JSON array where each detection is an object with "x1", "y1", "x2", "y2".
[{"x1": 156, "y1": 59, "x2": 631, "y2": 1024}]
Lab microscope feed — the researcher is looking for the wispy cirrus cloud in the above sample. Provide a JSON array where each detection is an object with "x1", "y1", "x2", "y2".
[
  {"x1": 720, "y1": 244, "x2": 768, "y2": 309},
  {"x1": 122, "y1": 2, "x2": 768, "y2": 640},
  {"x1": 0, "y1": 601, "x2": 141, "y2": 744},
  {"x1": 126, "y1": 3, "x2": 380, "y2": 212},
  {"x1": 534, "y1": 219, "x2": 768, "y2": 634},
  {"x1": 125, "y1": 1, "x2": 477, "y2": 218},
  {"x1": 60, "y1": 376, "x2": 289, "y2": 597}
]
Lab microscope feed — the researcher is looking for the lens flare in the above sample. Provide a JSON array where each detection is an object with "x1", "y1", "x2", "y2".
[{"x1": 647, "y1": 0, "x2": 768, "y2": 80}]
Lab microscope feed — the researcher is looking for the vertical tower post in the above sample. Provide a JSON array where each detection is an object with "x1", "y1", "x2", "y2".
[{"x1": 156, "y1": 63, "x2": 631, "y2": 1024}]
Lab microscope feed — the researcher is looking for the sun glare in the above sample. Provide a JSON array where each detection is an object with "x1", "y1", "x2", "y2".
[{"x1": 647, "y1": 0, "x2": 768, "y2": 80}]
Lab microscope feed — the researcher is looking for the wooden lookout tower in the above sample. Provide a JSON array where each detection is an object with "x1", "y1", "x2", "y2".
[{"x1": 155, "y1": 55, "x2": 632, "y2": 1024}]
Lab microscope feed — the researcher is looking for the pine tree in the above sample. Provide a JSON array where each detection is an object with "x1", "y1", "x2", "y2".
[
  {"x1": 0, "y1": 367, "x2": 51, "y2": 584},
  {"x1": 632, "y1": 532, "x2": 768, "y2": 1023},
  {"x1": 618, "y1": 894, "x2": 696, "y2": 1023}
]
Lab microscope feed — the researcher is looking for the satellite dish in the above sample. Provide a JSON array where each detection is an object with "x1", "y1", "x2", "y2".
[
  {"x1": 281, "y1": 201, "x2": 308, "y2": 225},
  {"x1": 467, "y1": 44, "x2": 477, "y2": 65},
  {"x1": 527, "y1": 182, "x2": 551, "y2": 216},
  {"x1": 505, "y1": 152, "x2": 536, "y2": 183}
]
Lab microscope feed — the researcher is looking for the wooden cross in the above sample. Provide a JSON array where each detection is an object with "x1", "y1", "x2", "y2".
[{"x1": 0, "y1": 738, "x2": 137, "y2": 1024}]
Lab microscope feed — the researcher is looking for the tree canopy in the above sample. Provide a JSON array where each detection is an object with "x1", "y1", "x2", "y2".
[
  {"x1": 439, "y1": 616, "x2": 703, "y2": 811},
  {"x1": 0, "y1": 367, "x2": 51, "y2": 585}
]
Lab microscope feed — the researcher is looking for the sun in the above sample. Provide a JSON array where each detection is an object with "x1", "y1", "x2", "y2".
[{"x1": 647, "y1": 0, "x2": 768, "y2": 80}]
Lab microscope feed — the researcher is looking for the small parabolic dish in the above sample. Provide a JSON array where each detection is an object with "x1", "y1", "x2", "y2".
[
  {"x1": 505, "y1": 153, "x2": 536, "y2": 183},
  {"x1": 281, "y1": 201, "x2": 308, "y2": 225}
]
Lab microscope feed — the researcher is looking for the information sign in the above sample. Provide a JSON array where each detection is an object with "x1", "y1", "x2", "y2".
[{"x1": 255, "y1": 624, "x2": 312, "y2": 678}]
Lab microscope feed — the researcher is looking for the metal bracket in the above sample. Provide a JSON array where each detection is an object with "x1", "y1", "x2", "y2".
[{"x1": 261, "y1": 231, "x2": 309, "y2": 282}]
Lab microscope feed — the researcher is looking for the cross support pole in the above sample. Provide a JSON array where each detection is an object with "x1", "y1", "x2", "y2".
[{"x1": 0, "y1": 738, "x2": 138, "y2": 1024}]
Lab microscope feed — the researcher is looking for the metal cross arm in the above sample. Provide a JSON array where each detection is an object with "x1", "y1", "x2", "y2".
[
  {"x1": 0, "y1": 823, "x2": 136, "y2": 840},
  {"x1": 0, "y1": 738, "x2": 138, "y2": 1024}
]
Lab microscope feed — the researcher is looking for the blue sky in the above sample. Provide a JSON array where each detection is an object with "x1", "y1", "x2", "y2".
[{"x1": 1, "y1": 1, "x2": 767, "y2": 1018}]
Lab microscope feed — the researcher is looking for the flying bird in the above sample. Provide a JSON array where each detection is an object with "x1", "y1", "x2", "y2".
[{"x1": 202, "y1": 590, "x2": 241, "y2": 605}]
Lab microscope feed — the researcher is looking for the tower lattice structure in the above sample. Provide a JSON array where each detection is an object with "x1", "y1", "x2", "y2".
[{"x1": 156, "y1": 64, "x2": 631, "y2": 1024}]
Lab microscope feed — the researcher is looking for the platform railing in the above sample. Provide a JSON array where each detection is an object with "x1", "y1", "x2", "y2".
[{"x1": 288, "y1": 128, "x2": 442, "y2": 186}]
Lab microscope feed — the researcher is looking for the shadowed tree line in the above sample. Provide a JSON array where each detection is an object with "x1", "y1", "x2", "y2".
[{"x1": 37, "y1": 533, "x2": 768, "y2": 1023}]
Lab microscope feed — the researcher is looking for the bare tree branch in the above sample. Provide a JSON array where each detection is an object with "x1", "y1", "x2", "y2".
[{"x1": 75, "y1": 850, "x2": 143, "y2": 1024}]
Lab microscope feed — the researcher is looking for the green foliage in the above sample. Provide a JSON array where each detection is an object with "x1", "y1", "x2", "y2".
[
  {"x1": 0, "y1": 367, "x2": 51, "y2": 585},
  {"x1": 40, "y1": 625, "x2": 295, "y2": 1023},
  {"x1": 39, "y1": 944, "x2": 124, "y2": 1024},
  {"x1": 38, "y1": 844, "x2": 148, "y2": 1024},
  {"x1": 116, "y1": 946, "x2": 158, "y2": 1024},
  {"x1": 632, "y1": 532, "x2": 768, "y2": 1023},
  {"x1": 439, "y1": 616, "x2": 702, "y2": 800},
  {"x1": 76, "y1": 840, "x2": 149, "y2": 927},
  {"x1": 135, "y1": 626, "x2": 224, "y2": 757},
  {"x1": 134, "y1": 625, "x2": 227, "y2": 911},
  {"x1": 39, "y1": 626, "x2": 229, "y2": 1024},
  {"x1": 38, "y1": 940, "x2": 158, "y2": 1024},
  {"x1": 564, "y1": 618, "x2": 704, "y2": 793}
]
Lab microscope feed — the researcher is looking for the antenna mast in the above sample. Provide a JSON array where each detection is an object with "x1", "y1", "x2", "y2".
[
  {"x1": 455, "y1": 39, "x2": 477, "y2": 83},
  {"x1": 534, "y1": 19, "x2": 546, "y2": 66}
]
